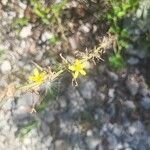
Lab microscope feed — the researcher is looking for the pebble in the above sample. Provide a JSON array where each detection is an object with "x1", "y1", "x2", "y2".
[
  {"x1": 41, "y1": 31, "x2": 51, "y2": 42},
  {"x1": 87, "y1": 130, "x2": 93, "y2": 136},
  {"x1": 42, "y1": 111, "x2": 55, "y2": 124},
  {"x1": 54, "y1": 140, "x2": 71, "y2": 150},
  {"x1": 79, "y1": 23, "x2": 91, "y2": 33},
  {"x1": 124, "y1": 100, "x2": 136, "y2": 110},
  {"x1": 128, "y1": 126, "x2": 137, "y2": 135},
  {"x1": 136, "y1": 8, "x2": 143, "y2": 18},
  {"x1": 127, "y1": 57, "x2": 139, "y2": 65},
  {"x1": 59, "y1": 96, "x2": 67, "y2": 109},
  {"x1": 141, "y1": 96, "x2": 150, "y2": 110},
  {"x1": 0, "y1": 60, "x2": 12, "y2": 74},
  {"x1": 107, "y1": 71, "x2": 119, "y2": 81},
  {"x1": 108, "y1": 88, "x2": 115, "y2": 98},
  {"x1": 80, "y1": 80, "x2": 96, "y2": 99},
  {"x1": 20, "y1": 24, "x2": 32, "y2": 38},
  {"x1": 126, "y1": 76, "x2": 139, "y2": 96},
  {"x1": 17, "y1": 92, "x2": 38, "y2": 108},
  {"x1": 86, "y1": 136, "x2": 100, "y2": 150},
  {"x1": 68, "y1": 36, "x2": 77, "y2": 50},
  {"x1": 1, "y1": 0, "x2": 8, "y2": 5}
]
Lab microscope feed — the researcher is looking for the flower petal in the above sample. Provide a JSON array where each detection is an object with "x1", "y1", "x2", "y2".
[
  {"x1": 68, "y1": 65, "x2": 75, "y2": 71},
  {"x1": 33, "y1": 68, "x2": 39, "y2": 76},
  {"x1": 75, "y1": 59, "x2": 81, "y2": 65},
  {"x1": 73, "y1": 71, "x2": 79, "y2": 79},
  {"x1": 80, "y1": 70, "x2": 86, "y2": 76},
  {"x1": 80, "y1": 62, "x2": 86, "y2": 68},
  {"x1": 28, "y1": 75, "x2": 34, "y2": 81}
]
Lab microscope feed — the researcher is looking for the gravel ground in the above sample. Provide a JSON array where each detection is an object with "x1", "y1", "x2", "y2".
[{"x1": 0, "y1": 0, "x2": 150, "y2": 150}]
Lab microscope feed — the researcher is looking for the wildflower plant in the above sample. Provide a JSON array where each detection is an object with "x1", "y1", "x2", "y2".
[{"x1": 0, "y1": 35, "x2": 112, "y2": 117}]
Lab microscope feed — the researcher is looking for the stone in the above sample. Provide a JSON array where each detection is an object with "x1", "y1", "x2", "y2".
[
  {"x1": 126, "y1": 76, "x2": 139, "y2": 96},
  {"x1": 40, "y1": 122, "x2": 50, "y2": 136},
  {"x1": 136, "y1": 8, "x2": 143, "y2": 18},
  {"x1": 116, "y1": 143, "x2": 123, "y2": 149},
  {"x1": 141, "y1": 96, "x2": 150, "y2": 110},
  {"x1": 87, "y1": 130, "x2": 93, "y2": 136},
  {"x1": 1, "y1": 0, "x2": 8, "y2": 5},
  {"x1": 128, "y1": 126, "x2": 137, "y2": 135},
  {"x1": 59, "y1": 96, "x2": 67, "y2": 109},
  {"x1": 20, "y1": 24, "x2": 32, "y2": 38},
  {"x1": 0, "y1": 60, "x2": 11, "y2": 74},
  {"x1": 17, "y1": 92, "x2": 38, "y2": 108},
  {"x1": 107, "y1": 71, "x2": 119, "y2": 81},
  {"x1": 67, "y1": 86, "x2": 85, "y2": 115},
  {"x1": 108, "y1": 88, "x2": 115, "y2": 98},
  {"x1": 42, "y1": 111, "x2": 55, "y2": 124},
  {"x1": 107, "y1": 134, "x2": 118, "y2": 149},
  {"x1": 113, "y1": 126, "x2": 122, "y2": 137},
  {"x1": 42, "y1": 136, "x2": 53, "y2": 147},
  {"x1": 128, "y1": 121, "x2": 144, "y2": 136},
  {"x1": 54, "y1": 140, "x2": 71, "y2": 150},
  {"x1": 86, "y1": 136, "x2": 100, "y2": 150},
  {"x1": 41, "y1": 31, "x2": 51, "y2": 42},
  {"x1": 80, "y1": 80, "x2": 96, "y2": 100},
  {"x1": 127, "y1": 57, "x2": 139, "y2": 65},
  {"x1": 124, "y1": 100, "x2": 136, "y2": 110},
  {"x1": 68, "y1": 36, "x2": 77, "y2": 50},
  {"x1": 0, "y1": 135, "x2": 6, "y2": 143},
  {"x1": 80, "y1": 23, "x2": 91, "y2": 33}
]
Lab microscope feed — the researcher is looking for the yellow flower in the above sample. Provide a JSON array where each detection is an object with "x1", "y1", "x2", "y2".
[
  {"x1": 28, "y1": 68, "x2": 46, "y2": 85},
  {"x1": 68, "y1": 59, "x2": 86, "y2": 79}
]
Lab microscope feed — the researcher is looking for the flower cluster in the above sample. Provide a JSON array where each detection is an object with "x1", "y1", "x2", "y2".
[{"x1": 26, "y1": 36, "x2": 112, "y2": 89}]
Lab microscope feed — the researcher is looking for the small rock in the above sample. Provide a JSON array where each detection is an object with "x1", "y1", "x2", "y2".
[
  {"x1": 20, "y1": 24, "x2": 32, "y2": 38},
  {"x1": 29, "y1": 41, "x2": 37, "y2": 54},
  {"x1": 59, "y1": 96, "x2": 67, "y2": 109},
  {"x1": 19, "y1": 1, "x2": 27, "y2": 10},
  {"x1": 1, "y1": 0, "x2": 8, "y2": 5},
  {"x1": 127, "y1": 57, "x2": 139, "y2": 65},
  {"x1": 98, "y1": 64, "x2": 106, "y2": 73},
  {"x1": 68, "y1": 36, "x2": 77, "y2": 50},
  {"x1": 35, "y1": 51, "x2": 44, "y2": 61},
  {"x1": 141, "y1": 96, "x2": 150, "y2": 110},
  {"x1": 86, "y1": 136, "x2": 100, "y2": 150},
  {"x1": 136, "y1": 8, "x2": 143, "y2": 18},
  {"x1": 116, "y1": 143, "x2": 123, "y2": 150},
  {"x1": 0, "y1": 60, "x2": 11, "y2": 74},
  {"x1": 113, "y1": 126, "x2": 122, "y2": 137},
  {"x1": 42, "y1": 136, "x2": 53, "y2": 147},
  {"x1": 124, "y1": 100, "x2": 136, "y2": 110},
  {"x1": 80, "y1": 23, "x2": 91, "y2": 33},
  {"x1": 17, "y1": 92, "x2": 39, "y2": 108},
  {"x1": 0, "y1": 135, "x2": 6, "y2": 143},
  {"x1": 147, "y1": 137, "x2": 150, "y2": 147},
  {"x1": 80, "y1": 80, "x2": 96, "y2": 99},
  {"x1": 108, "y1": 88, "x2": 115, "y2": 98},
  {"x1": 40, "y1": 122, "x2": 50, "y2": 135},
  {"x1": 54, "y1": 140, "x2": 71, "y2": 150},
  {"x1": 42, "y1": 111, "x2": 55, "y2": 124},
  {"x1": 126, "y1": 76, "x2": 139, "y2": 96},
  {"x1": 41, "y1": 31, "x2": 51, "y2": 42},
  {"x1": 87, "y1": 130, "x2": 93, "y2": 136},
  {"x1": 107, "y1": 134, "x2": 118, "y2": 149},
  {"x1": 128, "y1": 126, "x2": 137, "y2": 135},
  {"x1": 107, "y1": 71, "x2": 119, "y2": 81}
]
